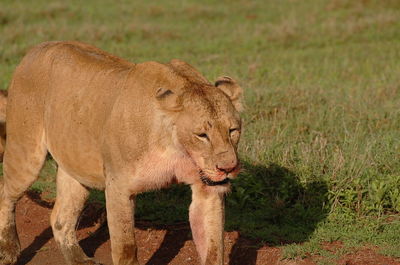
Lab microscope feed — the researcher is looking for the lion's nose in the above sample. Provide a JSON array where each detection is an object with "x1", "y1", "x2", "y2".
[
  {"x1": 216, "y1": 166, "x2": 235, "y2": 174},
  {"x1": 216, "y1": 162, "x2": 237, "y2": 174}
]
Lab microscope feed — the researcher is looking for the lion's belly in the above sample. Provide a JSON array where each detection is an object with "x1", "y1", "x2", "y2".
[{"x1": 46, "y1": 133, "x2": 105, "y2": 189}]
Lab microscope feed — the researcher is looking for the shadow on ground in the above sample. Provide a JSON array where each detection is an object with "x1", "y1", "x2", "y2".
[
  {"x1": 225, "y1": 161, "x2": 329, "y2": 264},
  {"x1": 17, "y1": 161, "x2": 328, "y2": 265},
  {"x1": 227, "y1": 162, "x2": 329, "y2": 243}
]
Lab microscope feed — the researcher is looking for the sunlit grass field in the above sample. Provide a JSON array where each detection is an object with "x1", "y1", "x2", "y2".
[{"x1": 1, "y1": 0, "x2": 400, "y2": 262}]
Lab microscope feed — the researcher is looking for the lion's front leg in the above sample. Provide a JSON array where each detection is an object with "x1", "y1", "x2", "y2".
[
  {"x1": 105, "y1": 180, "x2": 139, "y2": 265},
  {"x1": 189, "y1": 184, "x2": 225, "y2": 265}
]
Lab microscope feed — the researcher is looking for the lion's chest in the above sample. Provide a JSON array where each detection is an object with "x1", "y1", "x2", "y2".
[{"x1": 128, "y1": 148, "x2": 200, "y2": 193}]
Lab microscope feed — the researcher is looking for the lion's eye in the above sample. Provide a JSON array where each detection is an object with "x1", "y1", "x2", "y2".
[
  {"x1": 229, "y1": 128, "x2": 240, "y2": 139},
  {"x1": 195, "y1": 133, "x2": 209, "y2": 141},
  {"x1": 230, "y1": 128, "x2": 239, "y2": 135}
]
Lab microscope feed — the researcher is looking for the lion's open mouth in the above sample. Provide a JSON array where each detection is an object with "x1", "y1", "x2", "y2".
[{"x1": 199, "y1": 172, "x2": 230, "y2": 186}]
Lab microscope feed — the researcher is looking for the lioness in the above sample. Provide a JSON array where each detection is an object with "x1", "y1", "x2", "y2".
[{"x1": 0, "y1": 41, "x2": 242, "y2": 265}]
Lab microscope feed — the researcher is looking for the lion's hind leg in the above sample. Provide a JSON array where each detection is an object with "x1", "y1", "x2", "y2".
[
  {"x1": 0, "y1": 130, "x2": 47, "y2": 265},
  {"x1": 50, "y1": 167, "x2": 101, "y2": 265},
  {"x1": 0, "y1": 181, "x2": 20, "y2": 265}
]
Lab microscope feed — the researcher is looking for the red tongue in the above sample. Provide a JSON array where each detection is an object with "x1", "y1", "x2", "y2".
[{"x1": 213, "y1": 172, "x2": 227, "y2": 181}]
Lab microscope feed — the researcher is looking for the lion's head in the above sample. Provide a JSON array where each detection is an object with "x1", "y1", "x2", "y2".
[{"x1": 156, "y1": 60, "x2": 243, "y2": 186}]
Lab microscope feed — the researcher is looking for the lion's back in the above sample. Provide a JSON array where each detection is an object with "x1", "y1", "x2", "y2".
[{"x1": 6, "y1": 42, "x2": 137, "y2": 188}]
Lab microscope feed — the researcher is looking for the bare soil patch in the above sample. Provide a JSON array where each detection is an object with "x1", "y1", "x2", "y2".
[{"x1": 14, "y1": 194, "x2": 400, "y2": 265}]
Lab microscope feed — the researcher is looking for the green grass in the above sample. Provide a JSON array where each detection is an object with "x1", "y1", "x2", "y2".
[
  {"x1": 29, "y1": 158, "x2": 57, "y2": 199},
  {"x1": 1, "y1": 0, "x2": 400, "y2": 261}
]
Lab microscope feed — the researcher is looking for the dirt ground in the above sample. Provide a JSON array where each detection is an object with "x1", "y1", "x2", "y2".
[{"x1": 14, "y1": 193, "x2": 400, "y2": 265}]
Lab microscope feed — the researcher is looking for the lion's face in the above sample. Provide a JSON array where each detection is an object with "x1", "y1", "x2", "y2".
[
  {"x1": 176, "y1": 90, "x2": 241, "y2": 185},
  {"x1": 156, "y1": 75, "x2": 243, "y2": 186}
]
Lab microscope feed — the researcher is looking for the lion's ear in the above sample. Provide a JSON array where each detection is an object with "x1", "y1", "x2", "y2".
[
  {"x1": 155, "y1": 87, "x2": 182, "y2": 111},
  {"x1": 215, "y1": 76, "x2": 243, "y2": 112}
]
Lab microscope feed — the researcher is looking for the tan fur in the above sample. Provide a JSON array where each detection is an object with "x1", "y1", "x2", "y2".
[{"x1": 0, "y1": 41, "x2": 243, "y2": 265}]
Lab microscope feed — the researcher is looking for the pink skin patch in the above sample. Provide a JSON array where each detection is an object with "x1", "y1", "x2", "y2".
[
  {"x1": 129, "y1": 149, "x2": 203, "y2": 193},
  {"x1": 128, "y1": 152, "x2": 179, "y2": 193},
  {"x1": 189, "y1": 201, "x2": 207, "y2": 263}
]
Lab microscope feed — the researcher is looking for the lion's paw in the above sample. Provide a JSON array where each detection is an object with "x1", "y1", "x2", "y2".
[{"x1": 0, "y1": 239, "x2": 20, "y2": 265}]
